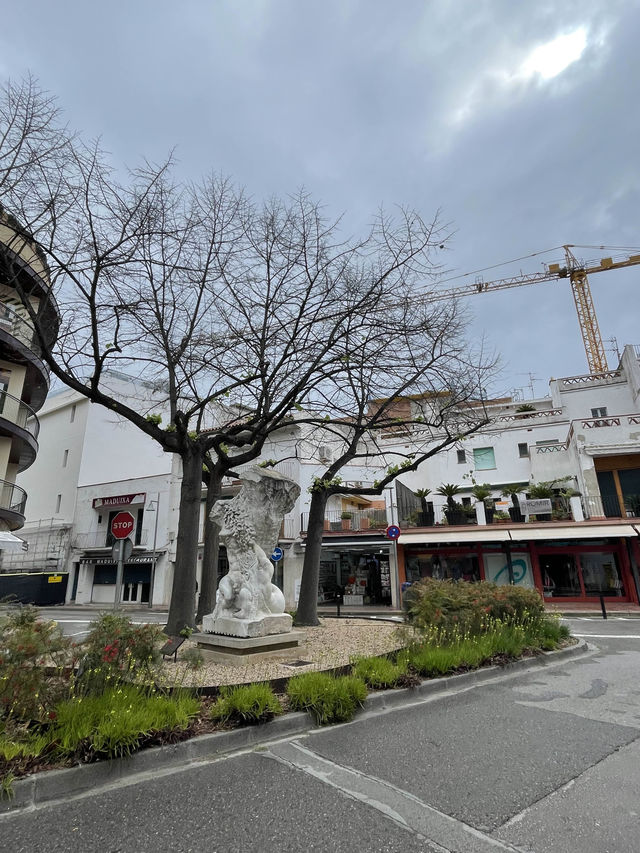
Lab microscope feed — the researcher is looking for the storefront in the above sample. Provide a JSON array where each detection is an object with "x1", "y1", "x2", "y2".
[
  {"x1": 398, "y1": 524, "x2": 640, "y2": 605},
  {"x1": 80, "y1": 556, "x2": 152, "y2": 604},
  {"x1": 316, "y1": 537, "x2": 396, "y2": 607}
]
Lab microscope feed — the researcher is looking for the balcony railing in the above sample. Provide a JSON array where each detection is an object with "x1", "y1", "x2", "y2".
[
  {"x1": 0, "y1": 479, "x2": 27, "y2": 517},
  {"x1": 301, "y1": 509, "x2": 390, "y2": 533},
  {"x1": 72, "y1": 530, "x2": 149, "y2": 549},
  {"x1": 0, "y1": 390, "x2": 39, "y2": 440},
  {"x1": 584, "y1": 493, "x2": 640, "y2": 519}
]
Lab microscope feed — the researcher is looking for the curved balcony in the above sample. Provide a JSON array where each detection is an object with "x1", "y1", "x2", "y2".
[
  {"x1": 0, "y1": 479, "x2": 27, "y2": 530},
  {"x1": 0, "y1": 389, "x2": 39, "y2": 472},
  {"x1": 0, "y1": 303, "x2": 51, "y2": 411}
]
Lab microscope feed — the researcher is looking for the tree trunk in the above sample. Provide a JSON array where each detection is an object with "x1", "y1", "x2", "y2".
[
  {"x1": 294, "y1": 489, "x2": 329, "y2": 627},
  {"x1": 164, "y1": 446, "x2": 203, "y2": 636},
  {"x1": 196, "y1": 468, "x2": 223, "y2": 623}
]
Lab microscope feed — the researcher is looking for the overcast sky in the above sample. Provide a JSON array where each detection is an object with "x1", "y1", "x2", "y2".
[{"x1": 1, "y1": 0, "x2": 638, "y2": 399}]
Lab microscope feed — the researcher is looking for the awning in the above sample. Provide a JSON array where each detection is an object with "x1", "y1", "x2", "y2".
[
  {"x1": 0, "y1": 531, "x2": 28, "y2": 552},
  {"x1": 511, "y1": 524, "x2": 638, "y2": 541},
  {"x1": 399, "y1": 529, "x2": 512, "y2": 544},
  {"x1": 399, "y1": 524, "x2": 638, "y2": 547},
  {"x1": 307, "y1": 538, "x2": 392, "y2": 548}
]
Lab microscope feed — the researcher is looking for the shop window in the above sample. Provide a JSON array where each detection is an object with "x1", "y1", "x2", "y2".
[
  {"x1": 518, "y1": 442, "x2": 529, "y2": 458},
  {"x1": 540, "y1": 553, "x2": 581, "y2": 597},
  {"x1": 581, "y1": 552, "x2": 624, "y2": 597},
  {"x1": 457, "y1": 449, "x2": 466, "y2": 464},
  {"x1": 473, "y1": 447, "x2": 495, "y2": 470}
]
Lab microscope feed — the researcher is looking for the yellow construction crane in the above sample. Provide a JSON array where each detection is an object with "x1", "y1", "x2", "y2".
[{"x1": 430, "y1": 245, "x2": 640, "y2": 374}]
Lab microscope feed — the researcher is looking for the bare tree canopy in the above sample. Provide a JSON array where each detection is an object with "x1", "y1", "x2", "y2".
[{"x1": 0, "y1": 76, "x2": 494, "y2": 632}]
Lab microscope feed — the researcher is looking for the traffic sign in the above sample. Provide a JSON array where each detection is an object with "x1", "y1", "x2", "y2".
[
  {"x1": 111, "y1": 511, "x2": 135, "y2": 540},
  {"x1": 386, "y1": 525, "x2": 401, "y2": 540},
  {"x1": 271, "y1": 546, "x2": 284, "y2": 562},
  {"x1": 111, "y1": 537, "x2": 133, "y2": 562}
]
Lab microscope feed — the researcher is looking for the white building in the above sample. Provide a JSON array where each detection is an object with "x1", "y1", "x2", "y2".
[{"x1": 6, "y1": 347, "x2": 640, "y2": 611}]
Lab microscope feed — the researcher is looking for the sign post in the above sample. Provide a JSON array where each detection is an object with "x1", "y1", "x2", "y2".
[{"x1": 111, "y1": 511, "x2": 135, "y2": 608}]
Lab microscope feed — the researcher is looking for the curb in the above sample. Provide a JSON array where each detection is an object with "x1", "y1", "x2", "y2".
[{"x1": 0, "y1": 639, "x2": 590, "y2": 815}]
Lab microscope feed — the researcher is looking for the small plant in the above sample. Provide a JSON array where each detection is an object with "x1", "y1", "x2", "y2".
[
  {"x1": 471, "y1": 483, "x2": 493, "y2": 502},
  {"x1": 0, "y1": 770, "x2": 15, "y2": 801},
  {"x1": 351, "y1": 655, "x2": 406, "y2": 689},
  {"x1": 179, "y1": 625, "x2": 194, "y2": 639},
  {"x1": 180, "y1": 648, "x2": 204, "y2": 670},
  {"x1": 436, "y1": 483, "x2": 463, "y2": 509},
  {"x1": 287, "y1": 672, "x2": 367, "y2": 725},
  {"x1": 210, "y1": 683, "x2": 282, "y2": 726},
  {"x1": 340, "y1": 511, "x2": 353, "y2": 520},
  {"x1": 0, "y1": 606, "x2": 73, "y2": 721}
]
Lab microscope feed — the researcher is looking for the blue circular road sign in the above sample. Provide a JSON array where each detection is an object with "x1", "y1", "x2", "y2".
[
  {"x1": 386, "y1": 525, "x2": 401, "y2": 540},
  {"x1": 271, "y1": 546, "x2": 284, "y2": 561}
]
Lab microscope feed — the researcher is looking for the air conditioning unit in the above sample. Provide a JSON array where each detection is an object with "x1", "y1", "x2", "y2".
[{"x1": 318, "y1": 445, "x2": 332, "y2": 463}]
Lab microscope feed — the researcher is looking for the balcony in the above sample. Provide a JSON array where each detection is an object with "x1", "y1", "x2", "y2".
[
  {"x1": 0, "y1": 479, "x2": 27, "y2": 530},
  {"x1": 584, "y1": 493, "x2": 640, "y2": 520},
  {"x1": 72, "y1": 530, "x2": 150, "y2": 550},
  {"x1": 301, "y1": 508, "x2": 390, "y2": 534},
  {"x1": 0, "y1": 389, "x2": 39, "y2": 471},
  {"x1": 0, "y1": 303, "x2": 51, "y2": 410}
]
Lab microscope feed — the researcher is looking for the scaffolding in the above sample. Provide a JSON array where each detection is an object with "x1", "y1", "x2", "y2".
[{"x1": 0, "y1": 518, "x2": 72, "y2": 574}]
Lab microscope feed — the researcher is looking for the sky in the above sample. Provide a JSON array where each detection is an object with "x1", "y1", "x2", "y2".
[{"x1": 1, "y1": 0, "x2": 638, "y2": 400}]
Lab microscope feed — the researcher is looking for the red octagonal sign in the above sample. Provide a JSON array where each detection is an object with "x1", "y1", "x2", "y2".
[{"x1": 111, "y1": 511, "x2": 135, "y2": 540}]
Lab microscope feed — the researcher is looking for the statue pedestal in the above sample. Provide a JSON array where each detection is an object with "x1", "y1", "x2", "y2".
[
  {"x1": 201, "y1": 613, "x2": 293, "y2": 638},
  {"x1": 192, "y1": 630, "x2": 306, "y2": 666}
]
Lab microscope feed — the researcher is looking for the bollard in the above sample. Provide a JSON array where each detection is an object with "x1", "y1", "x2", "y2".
[{"x1": 599, "y1": 594, "x2": 607, "y2": 619}]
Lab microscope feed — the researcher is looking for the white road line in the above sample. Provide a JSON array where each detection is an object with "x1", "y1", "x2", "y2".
[
  {"x1": 572, "y1": 633, "x2": 640, "y2": 639},
  {"x1": 266, "y1": 740, "x2": 523, "y2": 852}
]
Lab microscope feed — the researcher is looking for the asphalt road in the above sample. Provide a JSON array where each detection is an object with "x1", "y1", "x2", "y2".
[
  {"x1": 3, "y1": 616, "x2": 640, "y2": 852},
  {"x1": 34, "y1": 606, "x2": 168, "y2": 639}
]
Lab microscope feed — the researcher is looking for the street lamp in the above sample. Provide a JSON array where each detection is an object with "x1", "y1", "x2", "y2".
[{"x1": 146, "y1": 493, "x2": 160, "y2": 609}]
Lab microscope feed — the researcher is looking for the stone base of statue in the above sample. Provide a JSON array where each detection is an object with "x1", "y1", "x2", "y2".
[
  {"x1": 192, "y1": 629, "x2": 306, "y2": 666},
  {"x1": 201, "y1": 612, "x2": 292, "y2": 638}
]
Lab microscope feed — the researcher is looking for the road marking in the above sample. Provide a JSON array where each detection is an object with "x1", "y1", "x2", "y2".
[
  {"x1": 266, "y1": 740, "x2": 523, "y2": 852},
  {"x1": 572, "y1": 633, "x2": 640, "y2": 639}
]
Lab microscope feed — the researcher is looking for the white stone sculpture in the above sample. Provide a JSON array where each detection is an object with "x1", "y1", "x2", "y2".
[{"x1": 202, "y1": 466, "x2": 300, "y2": 638}]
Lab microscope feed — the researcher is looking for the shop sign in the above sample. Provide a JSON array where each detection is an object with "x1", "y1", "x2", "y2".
[
  {"x1": 80, "y1": 555, "x2": 153, "y2": 565},
  {"x1": 47, "y1": 575, "x2": 63, "y2": 584},
  {"x1": 520, "y1": 498, "x2": 552, "y2": 515},
  {"x1": 92, "y1": 493, "x2": 146, "y2": 508}
]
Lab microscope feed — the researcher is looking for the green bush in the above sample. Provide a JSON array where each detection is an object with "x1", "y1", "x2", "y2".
[
  {"x1": 50, "y1": 685, "x2": 200, "y2": 758},
  {"x1": 404, "y1": 578, "x2": 545, "y2": 640},
  {"x1": 76, "y1": 612, "x2": 164, "y2": 694},
  {"x1": 351, "y1": 655, "x2": 406, "y2": 689},
  {"x1": 210, "y1": 683, "x2": 282, "y2": 726},
  {"x1": 287, "y1": 672, "x2": 367, "y2": 725},
  {"x1": 0, "y1": 606, "x2": 73, "y2": 721}
]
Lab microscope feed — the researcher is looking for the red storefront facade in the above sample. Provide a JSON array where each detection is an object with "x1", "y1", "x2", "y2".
[{"x1": 397, "y1": 523, "x2": 640, "y2": 605}]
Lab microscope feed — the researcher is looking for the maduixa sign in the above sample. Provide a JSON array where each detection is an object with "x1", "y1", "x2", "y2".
[{"x1": 92, "y1": 493, "x2": 146, "y2": 508}]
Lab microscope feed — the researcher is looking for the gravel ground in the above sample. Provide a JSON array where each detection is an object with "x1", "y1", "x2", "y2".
[{"x1": 159, "y1": 618, "x2": 406, "y2": 687}]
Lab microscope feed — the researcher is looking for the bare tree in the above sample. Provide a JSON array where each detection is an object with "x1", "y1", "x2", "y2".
[
  {"x1": 1, "y1": 77, "x2": 467, "y2": 635},
  {"x1": 293, "y1": 295, "x2": 494, "y2": 626}
]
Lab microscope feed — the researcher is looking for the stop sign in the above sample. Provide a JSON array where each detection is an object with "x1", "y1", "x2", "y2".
[{"x1": 111, "y1": 511, "x2": 135, "y2": 540}]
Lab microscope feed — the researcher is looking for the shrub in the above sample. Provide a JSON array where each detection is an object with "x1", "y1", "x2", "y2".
[
  {"x1": 76, "y1": 612, "x2": 164, "y2": 694},
  {"x1": 210, "y1": 683, "x2": 282, "y2": 726},
  {"x1": 180, "y1": 648, "x2": 204, "y2": 670},
  {"x1": 351, "y1": 655, "x2": 406, "y2": 689},
  {"x1": 287, "y1": 672, "x2": 367, "y2": 725},
  {"x1": 0, "y1": 606, "x2": 73, "y2": 721},
  {"x1": 404, "y1": 578, "x2": 545, "y2": 640}
]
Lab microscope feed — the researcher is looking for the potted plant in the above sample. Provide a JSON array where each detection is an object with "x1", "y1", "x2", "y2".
[
  {"x1": 515, "y1": 404, "x2": 536, "y2": 418},
  {"x1": 436, "y1": 483, "x2": 466, "y2": 525},
  {"x1": 502, "y1": 484, "x2": 525, "y2": 522},
  {"x1": 471, "y1": 483, "x2": 494, "y2": 524},
  {"x1": 414, "y1": 488, "x2": 434, "y2": 526},
  {"x1": 494, "y1": 510, "x2": 510, "y2": 523},
  {"x1": 341, "y1": 511, "x2": 353, "y2": 530}
]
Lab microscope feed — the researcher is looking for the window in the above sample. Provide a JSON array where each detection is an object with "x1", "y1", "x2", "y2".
[
  {"x1": 591, "y1": 407, "x2": 607, "y2": 418},
  {"x1": 518, "y1": 442, "x2": 529, "y2": 458},
  {"x1": 55, "y1": 494, "x2": 62, "y2": 513},
  {"x1": 473, "y1": 447, "x2": 496, "y2": 470},
  {"x1": 62, "y1": 449, "x2": 69, "y2": 467},
  {"x1": 456, "y1": 449, "x2": 466, "y2": 464},
  {"x1": 70, "y1": 403, "x2": 77, "y2": 423}
]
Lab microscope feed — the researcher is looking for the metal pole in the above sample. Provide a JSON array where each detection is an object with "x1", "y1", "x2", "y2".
[
  {"x1": 147, "y1": 492, "x2": 160, "y2": 609},
  {"x1": 599, "y1": 593, "x2": 608, "y2": 619},
  {"x1": 114, "y1": 538, "x2": 125, "y2": 609},
  {"x1": 504, "y1": 542, "x2": 515, "y2": 585}
]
